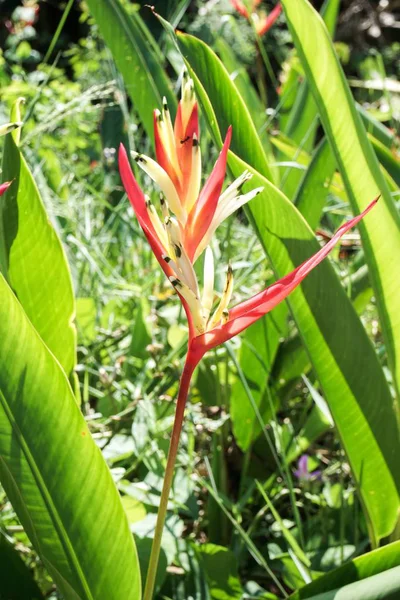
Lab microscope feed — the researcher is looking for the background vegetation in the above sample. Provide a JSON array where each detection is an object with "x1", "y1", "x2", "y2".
[{"x1": 0, "y1": 1, "x2": 399, "y2": 598}]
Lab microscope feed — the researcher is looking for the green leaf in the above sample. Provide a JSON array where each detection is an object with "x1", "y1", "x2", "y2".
[
  {"x1": 168, "y1": 30, "x2": 399, "y2": 544},
  {"x1": 368, "y1": 134, "x2": 400, "y2": 187},
  {"x1": 76, "y1": 298, "x2": 97, "y2": 343},
  {"x1": 284, "y1": 405, "x2": 331, "y2": 464},
  {"x1": 256, "y1": 482, "x2": 311, "y2": 569},
  {"x1": 0, "y1": 273, "x2": 141, "y2": 599},
  {"x1": 294, "y1": 138, "x2": 337, "y2": 230},
  {"x1": 358, "y1": 105, "x2": 396, "y2": 148},
  {"x1": 305, "y1": 567, "x2": 400, "y2": 600},
  {"x1": 196, "y1": 544, "x2": 243, "y2": 600},
  {"x1": 290, "y1": 542, "x2": 400, "y2": 599},
  {"x1": 0, "y1": 131, "x2": 76, "y2": 377},
  {"x1": 214, "y1": 37, "x2": 278, "y2": 183},
  {"x1": 230, "y1": 305, "x2": 287, "y2": 451},
  {"x1": 280, "y1": 0, "x2": 340, "y2": 198},
  {"x1": 281, "y1": 0, "x2": 400, "y2": 400},
  {"x1": 130, "y1": 299, "x2": 152, "y2": 359},
  {"x1": 86, "y1": 0, "x2": 176, "y2": 140}
]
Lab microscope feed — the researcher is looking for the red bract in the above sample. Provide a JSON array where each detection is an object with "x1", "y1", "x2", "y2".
[
  {"x1": 0, "y1": 181, "x2": 12, "y2": 196},
  {"x1": 230, "y1": 1, "x2": 282, "y2": 37},
  {"x1": 119, "y1": 75, "x2": 378, "y2": 369},
  {"x1": 256, "y1": 3, "x2": 282, "y2": 36}
]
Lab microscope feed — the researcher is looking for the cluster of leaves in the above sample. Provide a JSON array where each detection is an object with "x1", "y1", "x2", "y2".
[{"x1": 0, "y1": 1, "x2": 399, "y2": 599}]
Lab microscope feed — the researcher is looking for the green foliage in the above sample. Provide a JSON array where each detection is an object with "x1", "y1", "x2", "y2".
[
  {"x1": 1, "y1": 0, "x2": 399, "y2": 598},
  {"x1": 290, "y1": 542, "x2": 400, "y2": 599},
  {"x1": 173, "y1": 29, "x2": 400, "y2": 545},
  {"x1": 1, "y1": 123, "x2": 76, "y2": 377},
  {"x1": 85, "y1": 0, "x2": 176, "y2": 140},
  {"x1": 281, "y1": 0, "x2": 400, "y2": 402},
  {"x1": 0, "y1": 273, "x2": 141, "y2": 598}
]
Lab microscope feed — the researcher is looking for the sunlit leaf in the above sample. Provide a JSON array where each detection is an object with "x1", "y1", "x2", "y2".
[
  {"x1": 86, "y1": 0, "x2": 176, "y2": 140},
  {"x1": 166, "y1": 28, "x2": 399, "y2": 544},
  {"x1": 0, "y1": 273, "x2": 141, "y2": 599},
  {"x1": 281, "y1": 0, "x2": 400, "y2": 401},
  {"x1": 0, "y1": 129, "x2": 76, "y2": 377},
  {"x1": 290, "y1": 542, "x2": 400, "y2": 599}
]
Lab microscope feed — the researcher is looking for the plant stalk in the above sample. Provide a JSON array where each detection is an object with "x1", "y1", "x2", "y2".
[{"x1": 143, "y1": 352, "x2": 197, "y2": 600}]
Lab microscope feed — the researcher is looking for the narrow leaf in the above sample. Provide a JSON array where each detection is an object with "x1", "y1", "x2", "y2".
[
  {"x1": 281, "y1": 0, "x2": 400, "y2": 400},
  {"x1": 86, "y1": 0, "x2": 176, "y2": 140}
]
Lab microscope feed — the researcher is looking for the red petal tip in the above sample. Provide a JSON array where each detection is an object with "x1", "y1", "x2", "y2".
[{"x1": 0, "y1": 181, "x2": 12, "y2": 196}]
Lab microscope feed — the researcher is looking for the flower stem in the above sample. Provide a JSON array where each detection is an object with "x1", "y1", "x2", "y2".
[{"x1": 143, "y1": 353, "x2": 197, "y2": 600}]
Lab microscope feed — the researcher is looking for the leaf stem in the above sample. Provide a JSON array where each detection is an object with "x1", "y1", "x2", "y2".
[{"x1": 143, "y1": 351, "x2": 197, "y2": 600}]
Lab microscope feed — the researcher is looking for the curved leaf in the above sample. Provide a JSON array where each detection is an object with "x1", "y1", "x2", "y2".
[
  {"x1": 281, "y1": 0, "x2": 400, "y2": 401},
  {"x1": 169, "y1": 30, "x2": 400, "y2": 544},
  {"x1": 369, "y1": 134, "x2": 400, "y2": 187},
  {"x1": 279, "y1": 0, "x2": 340, "y2": 198},
  {"x1": 214, "y1": 37, "x2": 278, "y2": 183},
  {"x1": 303, "y1": 566, "x2": 400, "y2": 600},
  {"x1": 0, "y1": 273, "x2": 140, "y2": 599},
  {"x1": 1, "y1": 132, "x2": 76, "y2": 376},
  {"x1": 86, "y1": 0, "x2": 176, "y2": 140},
  {"x1": 290, "y1": 542, "x2": 400, "y2": 599}
]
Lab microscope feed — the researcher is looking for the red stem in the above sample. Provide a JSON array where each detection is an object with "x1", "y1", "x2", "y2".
[{"x1": 143, "y1": 348, "x2": 201, "y2": 600}]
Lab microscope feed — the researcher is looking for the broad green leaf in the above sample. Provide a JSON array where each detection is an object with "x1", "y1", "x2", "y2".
[
  {"x1": 281, "y1": 0, "x2": 400, "y2": 400},
  {"x1": 86, "y1": 0, "x2": 176, "y2": 140},
  {"x1": 272, "y1": 334, "x2": 310, "y2": 394},
  {"x1": 0, "y1": 273, "x2": 140, "y2": 599},
  {"x1": 196, "y1": 544, "x2": 243, "y2": 600},
  {"x1": 171, "y1": 31, "x2": 399, "y2": 544},
  {"x1": 302, "y1": 566, "x2": 400, "y2": 600},
  {"x1": 272, "y1": 263, "x2": 374, "y2": 408},
  {"x1": 1, "y1": 131, "x2": 76, "y2": 377},
  {"x1": 290, "y1": 541, "x2": 400, "y2": 599}
]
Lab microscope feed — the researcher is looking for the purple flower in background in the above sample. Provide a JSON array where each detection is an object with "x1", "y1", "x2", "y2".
[{"x1": 294, "y1": 454, "x2": 322, "y2": 483}]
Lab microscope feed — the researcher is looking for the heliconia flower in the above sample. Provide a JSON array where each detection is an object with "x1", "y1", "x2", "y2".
[
  {"x1": 0, "y1": 181, "x2": 12, "y2": 196},
  {"x1": 230, "y1": 1, "x2": 282, "y2": 37},
  {"x1": 126, "y1": 78, "x2": 379, "y2": 600},
  {"x1": 294, "y1": 454, "x2": 322, "y2": 483},
  {"x1": 119, "y1": 74, "x2": 378, "y2": 368},
  {"x1": 256, "y1": 3, "x2": 282, "y2": 36},
  {"x1": 230, "y1": 0, "x2": 261, "y2": 19}
]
